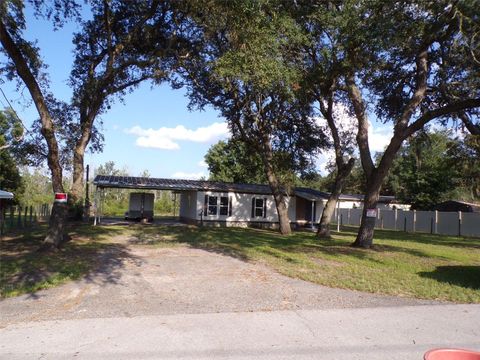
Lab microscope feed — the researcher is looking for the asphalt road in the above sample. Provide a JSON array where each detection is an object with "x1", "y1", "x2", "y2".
[{"x1": 1, "y1": 305, "x2": 479, "y2": 359}]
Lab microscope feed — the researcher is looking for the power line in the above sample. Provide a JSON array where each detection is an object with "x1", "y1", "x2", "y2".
[{"x1": 0, "y1": 86, "x2": 31, "y2": 134}]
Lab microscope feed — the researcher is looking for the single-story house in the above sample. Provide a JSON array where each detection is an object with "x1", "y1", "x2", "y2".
[
  {"x1": 0, "y1": 189, "x2": 14, "y2": 235},
  {"x1": 434, "y1": 200, "x2": 480, "y2": 213},
  {"x1": 0, "y1": 189, "x2": 14, "y2": 200},
  {"x1": 93, "y1": 175, "x2": 406, "y2": 228},
  {"x1": 336, "y1": 194, "x2": 411, "y2": 211}
]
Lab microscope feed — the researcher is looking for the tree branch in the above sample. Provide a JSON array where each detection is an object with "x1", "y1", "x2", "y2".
[
  {"x1": 345, "y1": 73, "x2": 375, "y2": 177},
  {"x1": 404, "y1": 98, "x2": 480, "y2": 138},
  {"x1": 459, "y1": 113, "x2": 480, "y2": 135},
  {"x1": 0, "y1": 20, "x2": 64, "y2": 191}
]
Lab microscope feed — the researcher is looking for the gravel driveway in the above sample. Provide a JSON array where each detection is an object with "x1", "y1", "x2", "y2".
[{"x1": 0, "y1": 240, "x2": 437, "y2": 328}]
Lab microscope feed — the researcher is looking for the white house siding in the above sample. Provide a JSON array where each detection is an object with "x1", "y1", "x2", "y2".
[
  {"x1": 179, "y1": 190, "x2": 199, "y2": 222},
  {"x1": 336, "y1": 200, "x2": 410, "y2": 211},
  {"x1": 195, "y1": 191, "x2": 296, "y2": 226}
]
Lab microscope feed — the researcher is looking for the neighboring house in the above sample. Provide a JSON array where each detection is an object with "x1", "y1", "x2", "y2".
[
  {"x1": 0, "y1": 189, "x2": 14, "y2": 200},
  {"x1": 93, "y1": 176, "x2": 407, "y2": 228},
  {"x1": 434, "y1": 200, "x2": 480, "y2": 213},
  {"x1": 336, "y1": 194, "x2": 411, "y2": 211},
  {"x1": 0, "y1": 189, "x2": 14, "y2": 235}
]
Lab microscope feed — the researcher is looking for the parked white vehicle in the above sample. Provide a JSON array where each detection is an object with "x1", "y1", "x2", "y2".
[{"x1": 125, "y1": 193, "x2": 154, "y2": 221}]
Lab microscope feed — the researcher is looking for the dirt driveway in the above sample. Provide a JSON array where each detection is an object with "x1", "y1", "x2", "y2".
[{"x1": 0, "y1": 238, "x2": 436, "y2": 328}]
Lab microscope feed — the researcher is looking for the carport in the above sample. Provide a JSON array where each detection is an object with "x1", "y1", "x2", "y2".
[{"x1": 92, "y1": 175, "x2": 204, "y2": 225}]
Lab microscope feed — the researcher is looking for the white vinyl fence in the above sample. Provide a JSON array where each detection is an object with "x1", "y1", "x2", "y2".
[{"x1": 333, "y1": 208, "x2": 480, "y2": 237}]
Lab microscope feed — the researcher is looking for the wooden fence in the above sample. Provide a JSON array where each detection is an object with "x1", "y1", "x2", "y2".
[{"x1": 0, "y1": 204, "x2": 50, "y2": 235}]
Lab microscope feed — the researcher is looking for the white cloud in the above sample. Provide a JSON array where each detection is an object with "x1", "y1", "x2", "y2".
[
  {"x1": 368, "y1": 122, "x2": 393, "y2": 153},
  {"x1": 125, "y1": 122, "x2": 229, "y2": 150},
  {"x1": 197, "y1": 160, "x2": 208, "y2": 168},
  {"x1": 171, "y1": 171, "x2": 206, "y2": 180}
]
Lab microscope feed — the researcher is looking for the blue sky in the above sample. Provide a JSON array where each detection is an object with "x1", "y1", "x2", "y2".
[{"x1": 1, "y1": 5, "x2": 393, "y2": 180}]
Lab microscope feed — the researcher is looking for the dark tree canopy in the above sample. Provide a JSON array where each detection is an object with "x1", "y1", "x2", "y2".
[
  {"x1": 385, "y1": 130, "x2": 480, "y2": 209},
  {"x1": 205, "y1": 140, "x2": 267, "y2": 184},
  {"x1": 179, "y1": 0, "x2": 329, "y2": 234}
]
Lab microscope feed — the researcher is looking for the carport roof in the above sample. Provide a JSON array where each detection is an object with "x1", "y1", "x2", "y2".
[{"x1": 93, "y1": 175, "x2": 275, "y2": 194}]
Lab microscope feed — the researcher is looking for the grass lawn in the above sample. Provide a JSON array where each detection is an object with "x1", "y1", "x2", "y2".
[
  {"x1": 1, "y1": 223, "x2": 479, "y2": 302},
  {"x1": 0, "y1": 225, "x2": 128, "y2": 298}
]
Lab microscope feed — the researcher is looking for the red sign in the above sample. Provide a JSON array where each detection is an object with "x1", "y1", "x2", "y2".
[{"x1": 54, "y1": 193, "x2": 68, "y2": 203}]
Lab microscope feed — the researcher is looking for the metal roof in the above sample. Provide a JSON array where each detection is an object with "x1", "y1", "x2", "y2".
[
  {"x1": 339, "y1": 193, "x2": 398, "y2": 203},
  {"x1": 93, "y1": 175, "x2": 397, "y2": 203},
  {"x1": 93, "y1": 175, "x2": 275, "y2": 194},
  {"x1": 0, "y1": 190, "x2": 14, "y2": 199},
  {"x1": 294, "y1": 187, "x2": 329, "y2": 201}
]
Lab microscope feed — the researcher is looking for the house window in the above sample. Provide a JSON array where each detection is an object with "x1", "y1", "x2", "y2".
[
  {"x1": 204, "y1": 195, "x2": 232, "y2": 216},
  {"x1": 207, "y1": 195, "x2": 218, "y2": 215},
  {"x1": 219, "y1": 196, "x2": 229, "y2": 215},
  {"x1": 251, "y1": 197, "x2": 267, "y2": 218}
]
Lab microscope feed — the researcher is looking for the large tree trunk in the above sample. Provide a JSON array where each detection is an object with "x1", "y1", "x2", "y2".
[
  {"x1": 351, "y1": 186, "x2": 380, "y2": 248},
  {"x1": 317, "y1": 158, "x2": 355, "y2": 238},
  {"x1": 71, "y1": 111, "x2": 96, "y2": 206},
  {"x1": 71, "y1": 149, "x2": 85, "y2": 204},
  {"x1": 351, "y1": 148, "x2": 398, "y2": 248},
  {"x1": 259, "y1": 135, "x2": 291, "y2": 235},
  {"x1": 274, "y1": 193, "x2": 292, "y2": 235},
  {"x1": 0, "y1": 20, "x2": 66, "y2": 248}
]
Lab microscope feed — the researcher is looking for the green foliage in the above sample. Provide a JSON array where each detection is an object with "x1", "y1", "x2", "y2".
[
  {"x1": 17, "y1": 167, "x2": 51, "y2": 206},
  {"x1": 0, "y1": 109, "x2": 24, "y2": 202},
  {"x1": 385, "y1": 130, "x2": 480, "y2": 209},
  {"x1": 319, "y1": 161, "x2": 367, "y2": 195},
  {"x1": 205, "y1": 139, "x2": 266, "y2": 184},
  {"x1": 183, "y1": 0, "x2": 327, "y2": 198},
  {"x1": 212, "y1": 0, "x2": 305, "y2": 93},
  {"x1": 0, "y1": 109, "x2": 23, "y2": 149},
  {"x1": 0, "y1": 150, "x2": 23, "y2": 202}
]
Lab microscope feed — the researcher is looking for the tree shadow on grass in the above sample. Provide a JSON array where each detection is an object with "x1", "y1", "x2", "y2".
[
  {"x1": 128, "y1": 225, "x2": 380, "y2": 263},
  {"x1": 0, "y1": 226, "x2": 142, "y2": 299},
  {"x1": 338, "y1": 226, "x2": 480, "y2": 250},
  {"x1": 418, "y1": 266, "x2": 480, "y2": 290}
]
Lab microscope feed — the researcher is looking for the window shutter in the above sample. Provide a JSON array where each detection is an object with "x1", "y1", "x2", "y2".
[
  {"x1": 251, "y1": 197, "x2": 255, "y2": 218},
  {"x1": 263, "y1": 198, "x2": 267, "y2": 218},
  {"x1": 204, "y1": 194, "x2": 208, "y2": 214},
  {"x1": 229, "y1": 196, "x2": 232, "y2": 217}
]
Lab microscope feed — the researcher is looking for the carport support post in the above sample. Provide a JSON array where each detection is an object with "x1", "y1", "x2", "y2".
[
  {"x1": 434, "y1": 210, "x2": 438, "y2": 234},
  {"x1": 458, "y1": 211, "x2": 462, "y2": 237},
  {"x1": 93, "y1": 187, "x2": 100, "y2": 226},
  {"x1": 413, "y1": 210, "x2": 416, "y2": 233},
  {"x1": 173, "y1": 193, "x2": 177, "y2": 217},
  {"x1": 336, "y1": 201, "x2": 340, "y2": 232},
  {"x1": 394, "y1": 209, "x2": 398, "y2": 231},
  {"x1": 311, "y1": 201, "x2": 314, "y2": 230}
]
